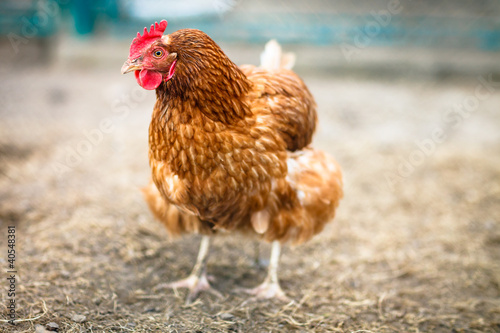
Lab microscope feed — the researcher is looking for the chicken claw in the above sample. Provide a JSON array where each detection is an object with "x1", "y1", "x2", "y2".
[
  {"x1": 156, "y1": 271, "x2": 222, "y2": 304},
  {"x1": 238, "y1": 278, "x2": 289, "y2": 302},
  {"x1": 155, "y1": 236, "x2": 222, "y2": 303},
  {"x1": 238, "y1": 241, "x2": 290, "y2": 302}
]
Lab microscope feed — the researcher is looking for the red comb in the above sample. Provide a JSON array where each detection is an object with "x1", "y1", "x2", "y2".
[{"x1": 129, "y1": 20, "x2": 168, "y2": 59}]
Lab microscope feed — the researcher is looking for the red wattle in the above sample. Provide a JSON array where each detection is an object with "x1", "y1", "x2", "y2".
[{"x1": 135, "y1": 69, "x2": 163, "y2": 90}]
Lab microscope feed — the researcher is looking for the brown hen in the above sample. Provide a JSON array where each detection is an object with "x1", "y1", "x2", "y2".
[{"x1": 122, "y1": 21, "x2": 343, "y2": 303}]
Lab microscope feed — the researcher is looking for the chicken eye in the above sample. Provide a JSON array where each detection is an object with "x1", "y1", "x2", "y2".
[{"x1": 153, "y1": 49, "x2": 164, "y2": 58}]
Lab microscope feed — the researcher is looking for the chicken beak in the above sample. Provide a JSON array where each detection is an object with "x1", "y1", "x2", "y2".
[{"x1": 121, "y1": 60, "x2": 141, "y2": 74}]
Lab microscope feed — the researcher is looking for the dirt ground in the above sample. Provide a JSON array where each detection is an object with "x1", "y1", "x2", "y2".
[{"x1": 0, "y1": 39, "x2": 499, "y2": 332}]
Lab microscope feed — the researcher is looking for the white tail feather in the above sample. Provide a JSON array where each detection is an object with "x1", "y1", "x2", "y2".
[{"x1": 260, "y1": 39, "x2": 296, "y2": 70}]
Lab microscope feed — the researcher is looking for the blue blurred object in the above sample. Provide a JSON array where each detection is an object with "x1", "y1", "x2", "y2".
[
  {"x1": 71, "y1": 0, "x2": 96, "y2": 34},
  {"x1": 70, "y1": 0, "x2": 119, "y2": 35},
  {"x1": 0, "y1": 0, "x2": 59, "y2": 37}
]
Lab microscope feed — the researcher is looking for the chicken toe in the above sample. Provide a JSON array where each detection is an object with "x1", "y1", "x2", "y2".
[
  {"x1": 238, "y1": 278, "x2": 289, "y2": 302},
  {"x1": 155, "y1": 236, "x2": 222, "y2": 303},
  {"x1": 158, "y1": 271, "x2": 222, "y2": 303},
  {"x1": 238, "y1": 241, "x2": 290, "y2": 302}
]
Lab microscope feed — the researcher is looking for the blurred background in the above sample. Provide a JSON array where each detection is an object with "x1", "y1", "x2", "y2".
[
  {"x1": 1, "y1": 0, "x2": 500, "y2": 72},
  {"x1": 0, "y1": 1, "x2": 499, "y2": 332}
]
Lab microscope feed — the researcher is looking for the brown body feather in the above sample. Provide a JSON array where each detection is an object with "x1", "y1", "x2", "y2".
[{"x1": 143, "y1": 29, "x2": 342, "y2": 244}]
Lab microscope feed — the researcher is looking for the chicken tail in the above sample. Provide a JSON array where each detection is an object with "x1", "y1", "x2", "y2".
[{"x1": 260, "y1": 39, "x2": 296, "y2": 70}]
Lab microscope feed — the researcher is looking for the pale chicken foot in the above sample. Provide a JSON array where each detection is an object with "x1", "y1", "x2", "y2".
[
  {"x1": 155, "y1": 235, "x2": 222, "y2": 303},
  {"x1": 239, "y1": 241, "x2": 290, "y2": 302}
]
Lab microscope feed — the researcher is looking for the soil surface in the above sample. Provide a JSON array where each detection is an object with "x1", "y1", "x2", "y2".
[{"x1": 0, "y1": 40, "x2": 499, "y2": 332}]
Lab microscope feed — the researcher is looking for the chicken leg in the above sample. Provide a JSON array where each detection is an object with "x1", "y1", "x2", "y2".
[
  {"x1": 155, "y1": 235, "x2": 222, "y2": 303},
  {"x1": 240, "y1": 241, "x2": 289, "y2": 301}
]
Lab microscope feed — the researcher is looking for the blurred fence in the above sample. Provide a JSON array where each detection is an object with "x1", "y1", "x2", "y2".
[{"x1": 1, "y1": 0, "x2": 499, "y2": 50}]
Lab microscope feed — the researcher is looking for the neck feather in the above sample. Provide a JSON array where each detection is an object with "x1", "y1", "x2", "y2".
[{"x1": 155, "y1": 42, "x2": 252, "y2": 125}]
